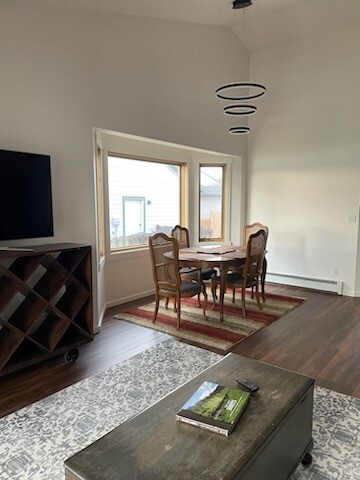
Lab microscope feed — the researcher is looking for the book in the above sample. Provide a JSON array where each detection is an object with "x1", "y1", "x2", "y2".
[{"x1": 176, "y1": 381, "x2": 250, "y2": 436}]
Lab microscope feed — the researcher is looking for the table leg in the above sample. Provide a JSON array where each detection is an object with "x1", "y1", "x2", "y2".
[{"x1": 219, "y1": 266, "x2": 227, "y2": 322}]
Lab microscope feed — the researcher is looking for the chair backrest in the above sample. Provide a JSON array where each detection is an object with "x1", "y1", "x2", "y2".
[
  {"x1": 243, "y1": 229, "x2": 268, "y2": 286},
  {"x1": 170, "y1": 225, "x2": 190, "y2": 249},
  {"x1": 149, "y1": 233, "x2": 180, "y2": 291},
  {"x1": 243, "y1": 222, "x2": 269, "y2": 246}
]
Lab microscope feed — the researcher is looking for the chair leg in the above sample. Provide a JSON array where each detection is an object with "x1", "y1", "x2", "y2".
[
  {"x1": 232, "y1": 289, "x2": 235, "y2": 303},
  {"x1": 153, "y1": 292, "x2": 160, "y2": 323},
  {"x1": 211, "y1": 283, "x2": 217, "y2": 300},
  {"x1": 251, "y1": 286, "x2": 254, "y2": 299},
  {"x1": 165, "y1": 298, "x2": 169, "y2": 309},
  {"x1": 176, "y1": 292, "x2": 181, "y2": 330},
  {"x1": 197, "y1": 293, "x2": 201, "y2": 308},
  {"x1": 261, "y1": 257, "x2": 267, "y2": 302},
  {"x1": 211, "y1": 282, "x2": 217, "y2": 310},
  {"x1": 241, "y1": 287, "x2": 246, "y2": 318},
  {"x1": 173, "y1": 299, "x2": 177, "y2": 312},
  {"x1": 255, "y1": 282, "x2": 262, "y2": 311},
  {"x1": 202, "y1": 286, "x2": 208, "y2": 320}
]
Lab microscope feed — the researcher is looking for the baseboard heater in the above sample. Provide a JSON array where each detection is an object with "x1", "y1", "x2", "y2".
[{"x1": 267, "y1": 272, "x2": 343, "y2": 295}]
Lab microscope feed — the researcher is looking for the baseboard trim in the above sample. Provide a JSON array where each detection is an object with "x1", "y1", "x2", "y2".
[
  {"x1": 267, "y1": 272, "x2": 343, "y2": 295},
  {"x1": 107, "y1": 289, "x2": 155, "y2": 309}
]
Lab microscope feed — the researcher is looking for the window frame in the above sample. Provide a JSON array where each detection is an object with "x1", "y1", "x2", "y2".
[
  {"x1": 95, "y1": 145, "x2": 106, "y2": 265},
  {"x1": 198, "y1": 163, "x2": 227, "y2": 243},
  {"x1": 106, "y1": 152, "x2": 186, "y2": 253}
]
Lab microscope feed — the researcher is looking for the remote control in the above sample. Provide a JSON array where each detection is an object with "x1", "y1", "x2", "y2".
[{"x1": 236, "y1": 378, "x2": 259, "y2": 392}]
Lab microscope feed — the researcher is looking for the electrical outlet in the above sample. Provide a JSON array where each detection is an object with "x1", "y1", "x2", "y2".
[{"x1": 346, "y1": 214, "x2": 357, "y2": 223}]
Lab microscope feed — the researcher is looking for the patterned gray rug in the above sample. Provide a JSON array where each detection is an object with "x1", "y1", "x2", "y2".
[{"x1": 0, "y1": 340, "x2": 359, "y2": 480}]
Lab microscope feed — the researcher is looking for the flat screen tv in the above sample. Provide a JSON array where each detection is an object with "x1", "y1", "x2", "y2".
[{"x1": 0, "y1": 149, "x2": 54, "y2": 241}]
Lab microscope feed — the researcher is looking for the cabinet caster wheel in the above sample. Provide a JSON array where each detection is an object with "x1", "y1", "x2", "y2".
[
  {"x1": 64, "y1": 348, "x2": 79, "y2": 364},
  {"x1": 301, "y1": 452, "x2": 313, "y2": 466}
]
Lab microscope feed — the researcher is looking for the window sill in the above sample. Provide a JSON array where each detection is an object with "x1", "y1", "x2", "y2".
[{"x1": 107, "y1": 246, "x2": 149, "y2": 262}]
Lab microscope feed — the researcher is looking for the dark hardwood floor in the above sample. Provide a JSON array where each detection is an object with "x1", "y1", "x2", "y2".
[{"x1": 1, "y1": 283, "x2": 359, "y2": 418}]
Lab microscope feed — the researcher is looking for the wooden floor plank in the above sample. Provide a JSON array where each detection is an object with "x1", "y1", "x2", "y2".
[{"x1": 0, "y1": 284, "x2": 359, "y2": 418}]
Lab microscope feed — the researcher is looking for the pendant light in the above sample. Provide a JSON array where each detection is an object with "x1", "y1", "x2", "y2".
[{"x1": 216, "y1": 0, "x2": 266, "y2": 135}]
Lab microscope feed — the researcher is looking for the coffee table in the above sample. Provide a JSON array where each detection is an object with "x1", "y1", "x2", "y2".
[{"x1": 65, "y1": 354, "x2": 314, "y2": 480}]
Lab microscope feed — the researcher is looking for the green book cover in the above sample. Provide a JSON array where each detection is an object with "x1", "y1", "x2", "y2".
[{"x1": 176, "y1": 381, "x2": 251, "y2": 436}]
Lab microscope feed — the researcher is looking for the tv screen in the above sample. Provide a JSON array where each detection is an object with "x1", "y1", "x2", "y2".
[{"x1": 0, "y1": 149, "x2": 54, "y2": 241}]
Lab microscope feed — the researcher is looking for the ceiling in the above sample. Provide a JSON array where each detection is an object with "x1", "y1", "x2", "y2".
[{"x1": 27, "y1": 0, "x2": 360, "y2": 51}]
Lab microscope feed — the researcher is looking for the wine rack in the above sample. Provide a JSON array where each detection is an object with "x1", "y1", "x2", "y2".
[{"x1": 0, "y1": 243, "x2": 93, "y2": 377}]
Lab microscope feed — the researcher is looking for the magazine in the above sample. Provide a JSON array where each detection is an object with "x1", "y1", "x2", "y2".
[{"x1": 176, "y1": 381, "x2": 250, "y2": 436}]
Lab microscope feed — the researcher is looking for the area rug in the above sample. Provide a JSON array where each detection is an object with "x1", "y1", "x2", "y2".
[
  {"x1": 1, "y1": 340, "x2": 359, "y2": 480},
  {"x1": 115, "y1": 291, "x2": 306, "y2": 351}
]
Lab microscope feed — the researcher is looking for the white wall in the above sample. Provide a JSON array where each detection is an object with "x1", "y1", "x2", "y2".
[
  {"x1": 0, "y1": 1, "x2": 248, "y2": 324},
  {"x1": 248, "y1": 25, "x2": 360, "y2": 296}
]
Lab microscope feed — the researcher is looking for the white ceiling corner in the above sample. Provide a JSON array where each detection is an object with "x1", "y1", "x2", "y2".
[{"x1": 26, "y1": 0, "x2": 360, "y2": 51}]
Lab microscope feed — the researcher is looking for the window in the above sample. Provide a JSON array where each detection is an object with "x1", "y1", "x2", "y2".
[
  {"x1": 199, "y1": 165, "x2": 225, "y2": 241},
  {"x1": 108, "y1": 155, "x2": 182, "y2": 250}
]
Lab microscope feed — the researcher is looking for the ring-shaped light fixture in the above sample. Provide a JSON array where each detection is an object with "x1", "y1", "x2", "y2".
[
  {"x1": 216, "y1": 82, "x2": 266, "y2": 101},
  {"x1": 223, "y1": 104, "x2": 257, "y2": 116},
  {"x1": 229, "y1": 126, "x2": 250, "y2": 135}
]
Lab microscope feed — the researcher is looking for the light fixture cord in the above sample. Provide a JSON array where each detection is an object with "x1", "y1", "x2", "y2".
[
  {"x1": 231, "y1": 8, "x2": 238, "y2": 82},
  {"x1": 236, "y1": 8, "x2": 242, "y2": 81},
  {"x1": 247, "y1": 7, "x2": 255, "y2": 82},
  {"x1": 222, "y1": 7, "x2": 235, "y2": 86}
]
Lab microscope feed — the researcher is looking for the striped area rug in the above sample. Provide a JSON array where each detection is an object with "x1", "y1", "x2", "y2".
[{"x1": 115, "y1": 291, "x2": 305, "y2": 352}]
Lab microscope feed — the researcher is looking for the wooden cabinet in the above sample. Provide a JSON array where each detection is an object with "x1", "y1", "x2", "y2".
[{"x1": 0, "y1": 243, "x2": 93, "y2": 377}]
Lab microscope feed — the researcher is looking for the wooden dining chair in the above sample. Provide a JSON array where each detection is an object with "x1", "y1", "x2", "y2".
[
  {"x1": 211, "y1": 229, "x2": 268, "y2": 318},
  {"x1": 170, "y1": 225, "x2": 217, "y2": 282},
  {"x1": 243, "y1": 222, "x2": 269, "y2": 302},
  {"x1": 149, "y1": 233, "x2": 207, "y2": 330},
  {"x1": 243, "y1": 222, "x2": 269, "y2": 245},
  {"x1": 170, "y1": 225, "x2": 190, "y2": 249}
]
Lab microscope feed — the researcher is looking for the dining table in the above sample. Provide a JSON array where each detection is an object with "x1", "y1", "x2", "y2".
[{"x1": 177, "y1": 245, "x2": 248, "y2": 322}]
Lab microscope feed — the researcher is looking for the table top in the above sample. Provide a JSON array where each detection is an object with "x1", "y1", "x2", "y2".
[
  {"x1": 65, "y1": 354, "x2": 314, "y2": 480},
  {"x1": 178, "y1": 245, "x2": 246, "y2": 264}
]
